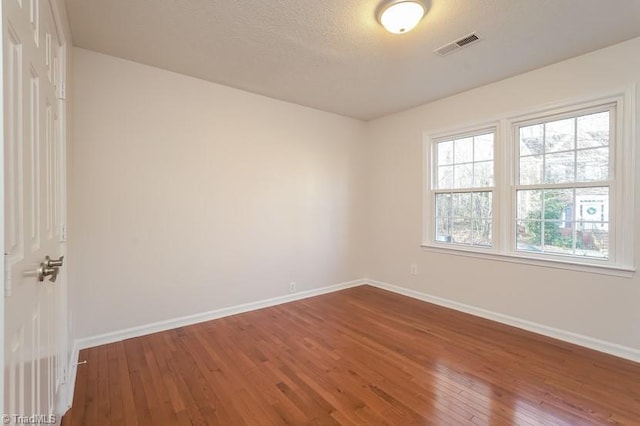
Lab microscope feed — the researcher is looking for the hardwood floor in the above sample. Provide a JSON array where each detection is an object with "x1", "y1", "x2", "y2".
[{"x1": 62, "y1": 285, "x2": 640, "y2": 425}]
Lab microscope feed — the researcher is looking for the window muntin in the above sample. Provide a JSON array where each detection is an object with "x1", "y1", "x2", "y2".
[
  {"x1": 436, "y1": 132, "x2": 494, "y2": 189},
  {"x1": 435, "y1": 191, "x2": 493, "y2": 246},
  {"x1": 518, "y1": 110, "x2": 611, "y2": 186},
  {"x1": 514, "y1": 106, "x2": 613, "y2": 260},
  {"x1": 432, "y1": 131, "x2": 495, "y2": 247},
  {"x1": 515, "y1": 187, "x2": 609, "y2": 258}
]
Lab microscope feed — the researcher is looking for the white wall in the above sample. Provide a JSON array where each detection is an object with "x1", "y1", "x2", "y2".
[
  {"x1": 71, "y1": 37, "x2": 640, "y2": 354},
  {"x1": 70, "y1": 48, "x2": 367, "y2": 339},
  {"x1": 366, "y1": 37, "x2": 640, "y2": 351}
]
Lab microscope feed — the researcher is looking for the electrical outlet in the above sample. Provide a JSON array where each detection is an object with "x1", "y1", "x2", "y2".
[
  {"x1": 289, "y1": 282, "x2": 297, "y2": 293},
  {"x1": 410, "y1": 264, "x2": 418, "y2": 275}
]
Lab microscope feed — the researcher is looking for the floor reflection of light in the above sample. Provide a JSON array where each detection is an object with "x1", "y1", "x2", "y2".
[
  {"x1": 513, "y1": 397, "x2": 570, "y2": 426},
  {"x1": 430, "y1": 361, "x2": 572, "y2": 425},
  {"x1": 432, "y1": 361, "x2": 492, "y2": 424}
]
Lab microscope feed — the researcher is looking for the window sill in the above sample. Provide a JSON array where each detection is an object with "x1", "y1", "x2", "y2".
[{"x1": 420, "y1": 243, "x2": 635, "y2": 278}]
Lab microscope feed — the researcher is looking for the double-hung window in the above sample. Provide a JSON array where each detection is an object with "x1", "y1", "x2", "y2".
[
  {"x1": 424, "y1": 95, "x2": 634, "y2": 273},
  {"x1": 432, "y1": 129, "x2": 495, "y2": 247},
  {"x1": 514, "y1": 105, "x2": 613, "y2": 259}
]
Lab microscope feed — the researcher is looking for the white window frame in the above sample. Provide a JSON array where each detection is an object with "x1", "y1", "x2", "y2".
[
  {"x1": 426, "y1": 124, "x2": 499, "y2": 252},
  {"x1": 423, "y1": 91, "x2": 636, "y2": 277}
]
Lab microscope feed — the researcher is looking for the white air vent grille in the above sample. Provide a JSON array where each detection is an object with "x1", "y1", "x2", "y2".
[{"x1": 435, "y1": 32, "x2": 481, "y2": 56}]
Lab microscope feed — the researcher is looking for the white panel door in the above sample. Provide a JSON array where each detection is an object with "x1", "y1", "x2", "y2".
[{"x1": 3, "y1": 0, "x2": 67, "y2": 422}]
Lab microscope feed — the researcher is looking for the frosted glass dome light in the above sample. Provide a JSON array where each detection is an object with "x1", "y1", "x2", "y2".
[{"x1": 378, "y1": 1, "x2": 426, "y2": 34}]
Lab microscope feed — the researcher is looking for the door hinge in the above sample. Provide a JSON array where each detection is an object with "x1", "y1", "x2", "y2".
[
  {"x1": 61, "y1": 225, "x2": 67, "y2": 242},
  {"x1": 4, "y1": 253, "x2": 12, "y2": 297}
]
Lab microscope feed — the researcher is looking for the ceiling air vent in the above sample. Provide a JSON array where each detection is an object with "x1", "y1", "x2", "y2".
[{"x1": 435, "y1": 32, "x2": 481, "y2": 56}]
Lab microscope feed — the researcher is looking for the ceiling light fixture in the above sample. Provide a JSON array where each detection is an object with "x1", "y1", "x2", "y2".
[{"x1": 377, "y1": 0, "x2": 428, "y2": 34}]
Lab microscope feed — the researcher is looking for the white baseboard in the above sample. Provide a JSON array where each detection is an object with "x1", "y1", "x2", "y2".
[
  {"x1": 74, "y1": 278, "x2": 366, "y2": 351},
  {"x1": 64, "y1": 276, "x2": 640, "y2": 411},
  {"x1": 366, "y1": 279, "x2": 640, "y2": 363},
  {"x1": 64, "y1": 278, "x2": 365, "y2": 410}
]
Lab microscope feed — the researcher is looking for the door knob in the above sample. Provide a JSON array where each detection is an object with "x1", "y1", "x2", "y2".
[
  {"x1": 45, "y1": 255, "x2": 64, "y2": 268},
  {"x1": 37, "y1": 263, "x2": 59, "y2": 282}
]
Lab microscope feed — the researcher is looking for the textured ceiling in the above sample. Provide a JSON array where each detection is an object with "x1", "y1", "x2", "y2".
[{"x1": 65, "y1": 0, "x2": 640, "y2": 120}]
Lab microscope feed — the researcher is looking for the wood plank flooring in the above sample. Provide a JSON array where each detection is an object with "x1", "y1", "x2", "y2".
[{"x1": 62, "y1": 285, "x2": 640, "y2": 425}]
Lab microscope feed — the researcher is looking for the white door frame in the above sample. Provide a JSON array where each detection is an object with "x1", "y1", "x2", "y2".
[{"x1": 1, "y1": 1, "x2": 6, "y2": 418}]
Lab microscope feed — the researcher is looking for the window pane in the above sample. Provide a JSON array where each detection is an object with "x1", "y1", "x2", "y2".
[
  {"x1": 542, "y1": 221, "x2": 574, "y2": 255},
  {"x1": 452, "y1": 192, "x2": 472, "y2": 217},
  {"x1": 438, "y1": 141, "x2": 454, "y2": 165},
  {"x1": 517, "y1": 188, "x2": 610, "y2": 258},
  {"x1": 435, "y1": 193, "x2": 452, "y2": 218},
  {"x1": 472, "y1": 219, "x2": 492, "y2": 246},
  {"x1": 577, "y1": 147, "x2": 609, "y2": 182},
  {"x1": 577, "y1": 111, "x2": 609, "y2": 149},
  {"x1": 518, "y1": 111, "x2": 610, "y2": 189},
  {"x1": 516, "y1": 190, "x2": 542, "y2": 220},
  {"x1": 435, "y1": 191, "x2": 493, "y2": 246},
  {"x1": 454, "y1": 137, "x2": 473, "y2": 163},
  {"x1": 575, "y1": 224, "x2": 608, "y2": 258},
  {"x1": 545, "y1": 118, "x2": 575, "y2": 153},
  {"x1": 453, "y1": 163, "x2": 473, "y2": 188},
  {"x1": 518, "y1": 190, "x2": 573, "y2": 246},
  {"x1": 435, "y1": 217, "x2": 452, "y2": 242},
  {"x1": 543, "y1": 189, "x2": 573, "y2": 221},
  {"x1": 452, "y1": 219, "x2": 472, "y2": 244},
  {"x1": 472, "y1": 192, "x2": 492, "y2": 219},
  {"x1": 520, "y1": 155, "x2": 543, "y2": 185},
  {"x1": 519, "y1": 124, "x2": 544, "y2": 156},
  {"x1": 544, "y1": 151, "x2": 575, "y2": 183},
  {"x1": 515, "y1": 190, "x2": 575, "y2": 254},
  {"x1": 473, "y1": 161, "x2": 493, "y2": 187},
  {"x1": 438, "y1": 165, "x2": 453, "y2": 189},
  {"x1": 474, "y1": 133, "x2": 494, "y2": 161},
  {"x1": 575, "y1": 187, "x2": 608, "y2": 223},
  {"x1": 516, "y1": 220, "x2": 542, "y2": 252},
  {"x1": 436, "y1": 130, "x2": 495, "y2": 193}
]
